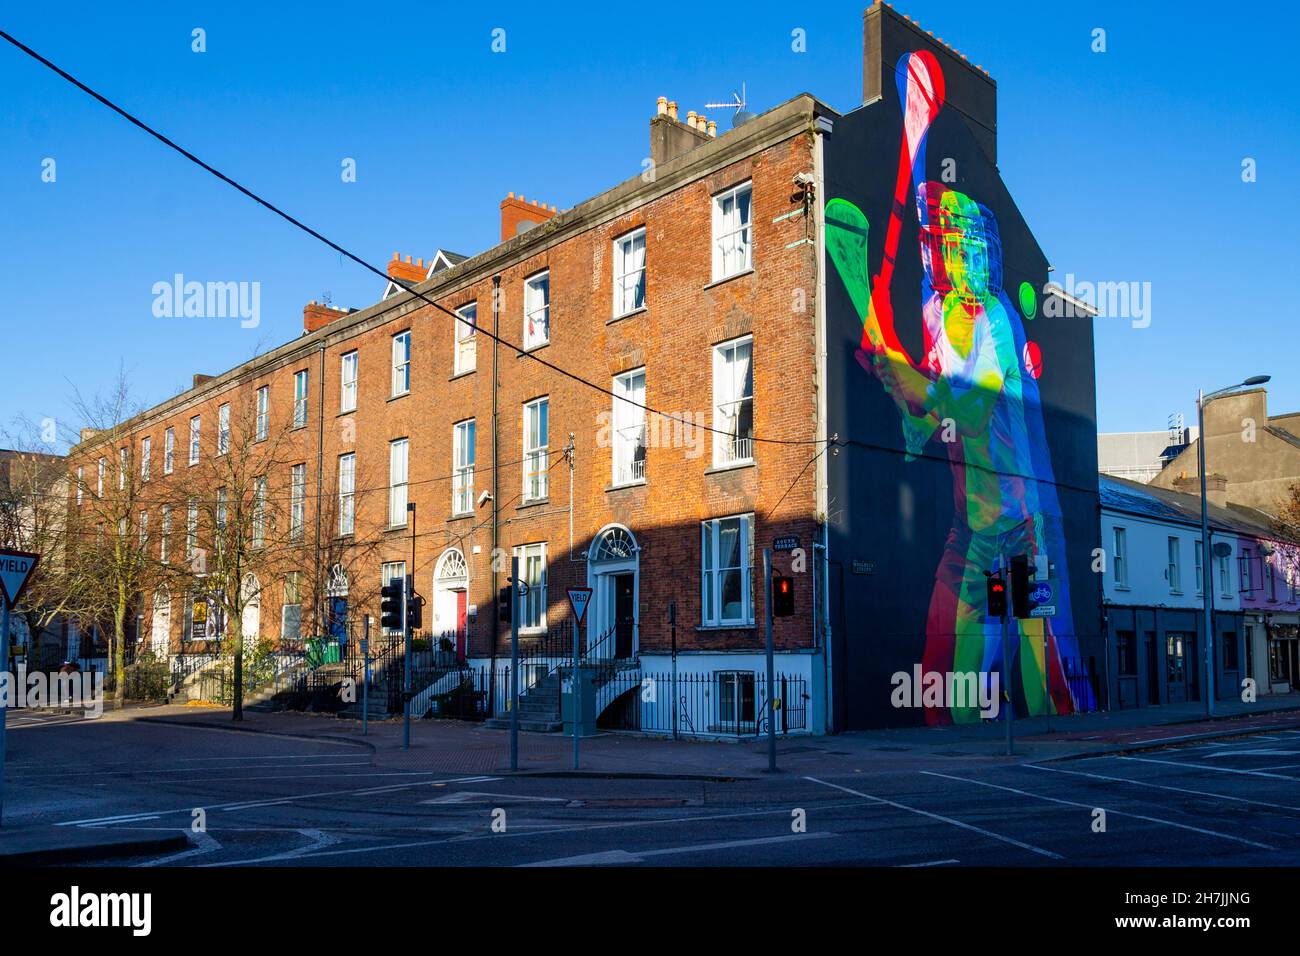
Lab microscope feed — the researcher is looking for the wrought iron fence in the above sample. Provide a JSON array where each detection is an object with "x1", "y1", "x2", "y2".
[{"x1": 597, "y1": 670, "x2": 808, "y2": 738}]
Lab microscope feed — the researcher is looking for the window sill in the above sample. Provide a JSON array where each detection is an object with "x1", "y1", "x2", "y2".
[
  {"x1": 518, "y1": 342, "x2": 550, "y2": 356},
  {"x1": 517, "y1": 497, "x2": 550, "y2": 510},
  {"x1": 450, "y1": 369, "x2": 476, "y2": 381},
  {"x1": 384, "y1": 524, "x2": 408, "y2": 533},
  {"x1": 704, "y1": 268, "x2": 754, "y2": 291},
  {"x1": 705, "y1": 459, "x2": 755, "y2": 476},
  {"x1": 606, "y1": 479, "x2": 647, "y2": 493},
  {"x1": 387, "y1": 392, "x2": 410, "y2": 404},
  {"x1": 447, "y1": 511, "x2": 475, "y2": 522},
  {"x1": 291, "y1": 424, "x2": 308, "y2": 432},
  {"x1": 338, "y1": 408, "x2": 356, "y2": 417},
  {"x1": 696, "y1": 623, "x2": 757, "y2": 633},
  {"x1": 1114, "y1": 584, "x2": 1131, "y2": 592},
  {"x1": 608, "y1": 306, "x2": 648, "y2": 326}
]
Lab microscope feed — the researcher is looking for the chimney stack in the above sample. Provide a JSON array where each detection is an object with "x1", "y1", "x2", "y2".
[
  {"x1": 500, "y1": 192, "x2": 558, "y2": 241},
  {"x1": 387, "y1": 252, "x2": 428, "y2": 287},
  {"x1": 650, "y1": 96, "x2": 712, "y2": 167},
  {"x1": 303, "y1": 300, "x2": 349, "y2": 334}
]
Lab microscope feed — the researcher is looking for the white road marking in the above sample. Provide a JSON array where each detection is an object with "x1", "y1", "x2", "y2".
[
  {"x1": 1118, "y1": 755, "x2": 1300, "y2": 781},
  {"x1": 899, "y1": 858, "x2": 959, "y2": 867},
  {"x1": 518, "y1": 832, "x2": 834, "y2": 867},
  {"x1": 204, "y1": 828, "x2": 342, "y2": 867},
  {"x1": 58, "y1": 774, "x2": 500, "y2": 826},
  {"x1": 226, "y1": 800, "x2": 871, "y2": 864},
  {"x1": 138, "y1": 830, "x2": 222, "y2": 866},
  {"x1": 1030, "y1": 762, "x2": 1300, "y2": 812},
  {"x1": 423, "y1": 790, "x2": 566, "y2": 805},
  {"x1": 1206, "y1": 749, "x2": 1300, "y2": 758},
  {"x1": 803, "y1": 775, "x2": 1063, "y2": 860},
  {"x1": 922, "y1": 771, "x2": 1277, "y2": 851}
]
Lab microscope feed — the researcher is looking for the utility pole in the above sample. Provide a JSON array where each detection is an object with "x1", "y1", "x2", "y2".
[
  {"x1": 669, "y1": 601, "x2": 678, "y2": 740},
  {"x1": 361, "y1": 615, "x2": 370, "y2": 737},
  {"x1": 510, "y1": 555, "x2": 519, "y2": 771},
  {"x1": 403, "y1": 502, "x2": 415, "y2": 751},
  {"x1": 1001, "y1": 551, "x2": 1014, "y2": 756}
]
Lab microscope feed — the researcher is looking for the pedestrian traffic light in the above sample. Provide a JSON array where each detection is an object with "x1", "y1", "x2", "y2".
[
  {"x1": 1010, "y1": 554, "x2": 1031, "y2": 619},
  {"x1": 772, "y1": 575, "x2": 795, "y2": 617},
  {"x1": 380, "y1": 581, "x2": 404, "y2": 630},
  {"x1": 407, "y1": 593, "x2": 423, "y2": 630},
  {"x1": 498, "y1": 585, "x2": 512, "y2": 625},
  {"x1": 987, "y1": 574, "x2": 1007, "y2": 618}
]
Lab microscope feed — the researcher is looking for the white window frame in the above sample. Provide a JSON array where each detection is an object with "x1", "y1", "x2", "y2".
[
  {"x1": 338, "y1": 453, "x2": 355, "y2": 536},
  {"x1": 389, "y1": 438, "x2": 409, "y2": 526},
  {"x1": 252, "y1": 477, "x2": 266, "y2": 549},
  {"x1": 188, "y1": 415, "x2": 201, "y2": 465},
  {"x1": 523, "y1": 271, "x2": 550, "y2": 349},
  {"x1": 391, "y1": 333, "x2": 410, "y2": 397},
  {"x1": 1167, "y1": 536, "x2": 1181, "y2": 592},
  {"x1": 186, "y1": 499, "x2": 198, "y2": 561},
  {"x1": 1240, "y1": 548, "x2": 1252, "y2": 592},
  {"x1": 454, "y1": 303, "x2": 477, "y2": 375},
  {"x1": 613, "y1": 227, "x2": 646, "y2": 317},
  {"x1": 164, "y1": 427, "x2": 175, "y2": 474},
  {"x1": 76, "y1": 465, "x2": 84, "y2": 504},
  {"x1": 141, "y1": 436, "x2": 151, "y2": 482},
  {"x1": 97, "y1": 457, "x2": 105, "y2": 496},
  {"x1": 118, "y1": 447, "x2": 127, "y2": 490},
  {"x1": 513, "y1": 542, "x2": 547, "y2": 634},
  {"x1": 282, "y1": 571, "x2": 302, "y2": 641},
  {"x1": 293, "y1": 370, "x2": 309, "y2": 428},
  {"x1": 453, "y1": 420, "x2": 476, "y2": 515},
  {"x1": 218, "y1": 403, "x2": 230, "y2": 456},
  {"x1": 712, "y1": 181, "x2": 753, "y2": 281},
  {"x1": 701, "y1": 513, "x2": 755, "y2": 627},
  {"x1": 1112, "y1": 527, "x2": 1128, "y2": 588},
  {"x1": 139, "y1": 510, "x2": 149, "y2": 549},
  {"x1": 1218, "y1": 550, "x2": 1232, "y2": 597},
  {"x1": 160, "y1": 505, "x2": 171, "y2": 563},
  {"x1": 380, "y1": 562, "x2": 406, "y2": 638},
  {"x1": 523, "y1": 399, "x2": 548, "y2": 502},
  {"x1": 612, "y1": 368, "x2": 647, "y2": 486},
  {"x1": 290, "y1": 463, "x2": 306, "y2": 541},
  {"x1": 255, "y1": 386, "x2": 269, "y2": 441},
  {"x1": 341, "y1": 351, "x2": 358, "y2": 412},
  {"x1": 713, "y1": 335, "x2": 754, "y2": 466},
  {"x1": 1195, "y1": 540, "x2": 1204, "y2": 595}
]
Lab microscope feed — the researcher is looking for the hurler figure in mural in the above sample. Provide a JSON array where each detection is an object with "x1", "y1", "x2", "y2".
[{"x1": 827, "y1": 50, "x2": 1095, "y2": 724}]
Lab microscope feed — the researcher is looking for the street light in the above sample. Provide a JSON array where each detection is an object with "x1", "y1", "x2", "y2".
[{"x1": 1197, "y1": 375, "x2": 1270, "y2": 717}]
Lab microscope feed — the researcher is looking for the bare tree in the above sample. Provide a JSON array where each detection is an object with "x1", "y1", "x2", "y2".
[{"x1": 63, "y1": 370, "x2": 154, "y2": 705}]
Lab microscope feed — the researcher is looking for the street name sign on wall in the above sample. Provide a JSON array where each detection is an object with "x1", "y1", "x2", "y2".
[
  {"x1": 0, "y1": 550, "x2": 38, "y2": 609},
  {"x1": 566, "y1": 587, "x2": 593, "y2": 625},
  {"x1": 773, "y1": 536, "x2": 800, "y2": 552}
]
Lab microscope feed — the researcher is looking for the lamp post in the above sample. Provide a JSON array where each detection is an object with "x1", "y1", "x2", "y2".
[{"x1": 1197, "y1": 374, "x2": 1270, "y2": 718}]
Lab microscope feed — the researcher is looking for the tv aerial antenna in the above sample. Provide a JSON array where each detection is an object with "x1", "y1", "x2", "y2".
[{"x1": 706, "y1": 84, "x2": 754, "y2": 127}]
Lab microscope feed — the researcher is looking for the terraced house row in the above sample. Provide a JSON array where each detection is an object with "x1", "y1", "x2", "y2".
[{"x1": 65, "y1": 5, "x2": 1112, "y2": 733}]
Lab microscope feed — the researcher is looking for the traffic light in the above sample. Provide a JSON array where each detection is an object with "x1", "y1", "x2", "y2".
[
  {"x1": 772, "y1": 575, "x2": 795, "y2": 617},
  {"x1": 498, "y1": 585, "x2": 513, "y2": 625},
  {"x1": 986, "y1": 574, "x2": 1007, "y2": 618},
  {"x1": 380, "y1": 581, "x2": 404, "y2": 630},
  {"x1": 1010, "y1": 554, "x2": 1031, "y2": 620},
  {"x1": 407, "y1": 593, "x2": 423, "y2": 630}
]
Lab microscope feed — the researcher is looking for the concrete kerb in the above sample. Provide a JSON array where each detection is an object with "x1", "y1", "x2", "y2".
[
  {"x1": 1036, "y1": 711, "x2": 1300, "y2": 764},
  {"x1": 0, "y1": 829, "x2": 189, "y2": 866},
  {"x1": 133, "y1": 715, "x2": 377, "y2": 753}
]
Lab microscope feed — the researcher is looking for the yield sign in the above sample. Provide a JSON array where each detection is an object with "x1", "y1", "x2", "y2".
[
  {"x1": 0, "y1": 549, "x2": 39, "y2": 609},
  {"x1": 566, "y1": 587, "x2": 593, "y2": 625}
]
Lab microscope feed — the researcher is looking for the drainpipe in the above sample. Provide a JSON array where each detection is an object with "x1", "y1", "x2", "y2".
[
  {"x1": 812, "y1": 114, "x2": 834, "y2": 733},
  {"x1": 314, "y1": 343, "x2": 326, "y2": 639},
  {"x1": 489, "y1": 275, "x2": 501, "y2": 687}
]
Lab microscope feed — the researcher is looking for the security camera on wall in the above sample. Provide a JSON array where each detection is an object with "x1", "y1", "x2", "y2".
[{"x1": 477, "y1": 489, "x2": 493, "y2": 509}]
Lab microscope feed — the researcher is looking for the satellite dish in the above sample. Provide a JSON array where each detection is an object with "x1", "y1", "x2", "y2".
[{"x1": 732, "y1": 111, "x2": 756, "y2": 128}]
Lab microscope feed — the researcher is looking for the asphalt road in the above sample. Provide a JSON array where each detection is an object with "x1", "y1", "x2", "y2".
[{"x1": 6, "y1": 714, "x2": 1300, "y2": 867}]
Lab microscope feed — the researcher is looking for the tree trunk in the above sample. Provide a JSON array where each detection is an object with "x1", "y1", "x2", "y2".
[
  {"x1": 231, "y1": 612, "x2": 244, "y2": 721},
  {"x1": 113, "y1": 598, "x2": 127, "y2": 706}
]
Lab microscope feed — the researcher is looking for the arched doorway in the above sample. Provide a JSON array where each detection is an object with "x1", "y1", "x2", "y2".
[
  {"x1": 587, "y1": 525, "x2": 639, "y2": 660},
  {"x1": 325, "y1": 564, "x2": 349, "y2": 650},
  {"x1": 240, "y1": 574, "x2": 261, "y2": 650},
  {"x1": 433, "y1": 548, "x2": 469, "y2": 661},
  {"x1": 150, "y1": 589, "x2": 171, "y2": 658}
]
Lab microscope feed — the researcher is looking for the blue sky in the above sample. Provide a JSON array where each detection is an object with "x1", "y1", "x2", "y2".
[{"x1": 1, "y1": 0, "x2": 1296, "y2": 445}]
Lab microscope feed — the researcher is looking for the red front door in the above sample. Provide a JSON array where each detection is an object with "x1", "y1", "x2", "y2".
[{"x1": 455, "y1": 591, "x2": 468, "y2": 662}]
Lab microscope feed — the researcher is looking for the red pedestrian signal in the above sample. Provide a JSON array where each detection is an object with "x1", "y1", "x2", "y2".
[
  {"x1": 987, "y1": 575, "x2": 1007, "y2": 618},
  {"x1": 773, "y1": 575, "x2": 795, "y2": 617}
]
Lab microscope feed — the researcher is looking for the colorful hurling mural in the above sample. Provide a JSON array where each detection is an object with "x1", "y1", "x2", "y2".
[{"x1": 827, "y1": 51, "x2": 1097, "y2": 725}]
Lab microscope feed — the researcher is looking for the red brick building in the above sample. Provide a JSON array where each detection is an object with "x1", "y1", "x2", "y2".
[{"x1": 70, "y1": 89, "x2": 834, "y2": 734}]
